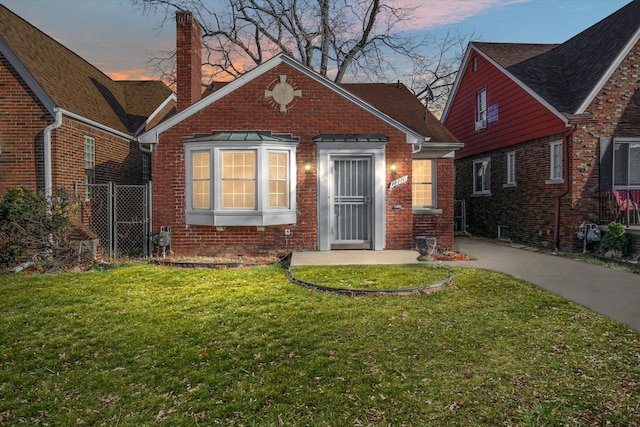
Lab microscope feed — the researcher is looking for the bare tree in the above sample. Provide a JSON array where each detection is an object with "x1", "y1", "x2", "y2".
[{"x1": 132, "y1": 0, "x2": 471, "y2": 113}]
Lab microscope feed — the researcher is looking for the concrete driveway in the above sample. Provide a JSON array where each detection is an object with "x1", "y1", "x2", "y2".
[{"x1": 442, "y1": 237, "x2": 640, "y2": 332}]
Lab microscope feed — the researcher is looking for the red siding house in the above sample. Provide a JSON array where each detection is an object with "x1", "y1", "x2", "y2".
[
  {"x1": 0, "y1": 5, "x2": 174, "y2": 199},
  {"x1": 442, "y1": 1, "x2": 640, "y2": 254},
  {"x1": 139, "y1": 12, "x2": 462, "y2": 256}
]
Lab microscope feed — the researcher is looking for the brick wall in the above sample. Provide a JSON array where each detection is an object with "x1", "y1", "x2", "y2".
[
  {"x1": 1, "y1": 54, "x2": 146, "y2": 198},
  {"x1": 52, "y1": 118, "x2": 146, "y2": 188},
  {"x1": 152, "y1": 63, "x2": 423, "y2": 256},
  {"x1": 455, "y1": 133, "x2": 571, "y2": 250},
  {"x1": 0, "y1": 55, "x2": 48, "y2": 196},
  {"x1": 455, "y1": 40, "x2": 640, "y2": 253},
  {"x1": 413, "y1": 157, "x2": 455, "y2": 250}
]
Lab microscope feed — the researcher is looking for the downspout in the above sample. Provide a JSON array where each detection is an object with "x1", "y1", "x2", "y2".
[
  {"x1": 43, "y1": 108, "x2": 62, "y2": 199},
  {"x1": 553, "y1": 127, "x2": 574, "y2": 251}
]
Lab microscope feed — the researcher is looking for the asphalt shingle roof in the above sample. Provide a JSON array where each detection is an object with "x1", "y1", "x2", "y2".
[
  {"x1": 474, "y1": 0, "x2": 640, "y2": 115},
  {"x1": 205, "y1": 80, "x2": 457, "y2": 143},
  {"x1": 340, "y1": 83, "x2": 458, "y2": 143},
  {"x1": 0, "y1": 5, "x2": 172, "y2": 135}
]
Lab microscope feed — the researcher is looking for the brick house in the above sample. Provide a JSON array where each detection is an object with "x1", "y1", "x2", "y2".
[
  {"x1": 442, "y1": 1, "x2": 640, "y2": 253},
  {"x1": 138, "y1": 12, "x2": 462, "y2": 256},
  {"x1": 0, "y1": 5, "x2": 175, "y2": 199}
]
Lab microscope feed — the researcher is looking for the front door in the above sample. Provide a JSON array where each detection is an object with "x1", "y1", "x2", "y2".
[{"x1": 331, "y1": 157, "x2": 372, "y2": 249}]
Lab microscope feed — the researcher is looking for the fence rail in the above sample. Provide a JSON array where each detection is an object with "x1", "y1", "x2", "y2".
[{"x1": 599, "y1": 189, "x2": 640, "y2": 226}]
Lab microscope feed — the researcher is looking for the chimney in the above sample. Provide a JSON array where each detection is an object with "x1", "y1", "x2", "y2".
[{"x1": 176, "y1": 11, "x2": 202, "y2": 111}]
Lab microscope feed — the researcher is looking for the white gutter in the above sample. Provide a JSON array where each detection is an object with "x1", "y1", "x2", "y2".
[
  {"x1": 43, "y1": 109, "x2": 63, "y2": 198},
  {"x1": 58, "y1": 108, "x2": 133, "y2": 141}
]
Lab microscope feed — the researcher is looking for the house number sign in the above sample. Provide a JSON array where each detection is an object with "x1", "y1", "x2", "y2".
[{"x1": 389, "y1": 175, "x2": 408, "y2": 189}]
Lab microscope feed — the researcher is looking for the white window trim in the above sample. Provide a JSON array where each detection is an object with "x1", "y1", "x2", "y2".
[
  {"x1": 546, "y1": 140, "x2": 564, "y2": 184},
  {"x1": 504, "y1": 151, "x2": 516, "y2": 187},
  {"x1": 473, "y1": 157, "x2": 491, "y2": 196},
  {"x1": 184, "y1": 139, "x2": 298, "y2": 226},
  {"x1": 412, "y1": 159, "x2": 437, "y2": 210}
]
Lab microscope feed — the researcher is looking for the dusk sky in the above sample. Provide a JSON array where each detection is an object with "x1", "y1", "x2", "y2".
[{"x1": 1, "y1": 0, "x2": 633, "y2": 82}]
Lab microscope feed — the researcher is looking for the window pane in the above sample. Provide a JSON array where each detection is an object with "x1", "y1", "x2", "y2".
[
  {"x1": 474, "y1": 161, "x2": 485, "y2": 192},
  {"x1": 551, "y1": 143, "x2": 562, "y2": 180},
  {"x1": 269, "y1": 181, "x2": 287, "y2": 207},
  {"x1": 192, "y1": 152, "x2": 210, "y2": 209},
  {"x1": 413, "y1": 159, "x2": 432, "y2": 183},
  {"x1": 614, "y1": 143, "x2": 628, "y2": 186},
  {"x1": 477, "y1": 90, "x2": 487, "y2": 121},
  {"x1": 84, "y1": 137, "x2": 95, "y2": 186},
  {"x1": 269, "y1": 152, "x2": 288, "y2": 208},
  {"x1": 269, "y1": 153, "x2": 287, "y2": 179},
  {"x1": 412, "y1": 184, "x2": 433, "y2": 207},
  {"x1": 507, "y1": 152, "x2": 516, "y2": 184},
  {"x1": 222, "y1": 151, "x2": 256, "y2": 209},
  {"x1": 412, "y1": 160, "x2": 433, "y2": 207}
]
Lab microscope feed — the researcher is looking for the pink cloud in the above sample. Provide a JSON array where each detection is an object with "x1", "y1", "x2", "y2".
[
  {"x1": 395, "y1": 0, "x2": 530, "y2": 30},
  {"x1": 105, "y1": 69, "x2": 156, "y2": 81}
]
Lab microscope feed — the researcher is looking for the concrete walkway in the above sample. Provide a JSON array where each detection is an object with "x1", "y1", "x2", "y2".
[
  {"x1": 291, "y1": 250, "x2": 422, "y2": 266},
  {"x1": 442, "y1": 237, "x2": 640, "y2": 332},
  {"x1": 291, "y1": 237, "x2": 640, "y2": 332}
]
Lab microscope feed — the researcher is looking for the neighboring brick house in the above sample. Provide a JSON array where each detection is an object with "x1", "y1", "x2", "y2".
[
  {"x1": 442, "y1": 1, "x2": 640, "y2": 253},
  {"x1": 0, "y1": 5, "x2": 175, "y2": 199},
  {"x1": 139, "y1": 12, "x2": 462, "y2": 256}
]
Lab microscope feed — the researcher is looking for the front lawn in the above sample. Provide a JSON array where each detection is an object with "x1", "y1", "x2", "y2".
[{"x1": 1, "y1": 264, "x2": 639, "y2": 426}]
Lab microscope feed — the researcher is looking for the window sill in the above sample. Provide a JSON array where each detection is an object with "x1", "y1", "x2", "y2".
[
  {"x1": 545, "y1": 178, "x2": 564, "y2": 185},
  {"x1": 472, "y1": 191, "x2": 492, "y2": 197},
  {"x1": 186, "y1": 210, "x2": 296, "y2": 226},
  {"x1": 413, "y1": 208, "x2": 442, "y2": 215},
  {"x1": 503, "y1": 183, "x2": 516, "y2": 188}
]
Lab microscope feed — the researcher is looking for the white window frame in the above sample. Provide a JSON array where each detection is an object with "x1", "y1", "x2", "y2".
[
  {"x1": 473, "y1": 158, "x2": 491, "y2": 196},
  {"x1": 475, "y1": 88, "x2": 487, "y2": 131},
  {"x1": 546, "y1": 140, "x2": 564, "y2": 184},
  {"x1": 505, "y1": 151, "x2": 516, "y2": 186},
  {"x1": 412, "y1": 159, "x2": 436, "y2": 209},
  {"x1": 184, "y1": 138, "x2": 298, "y2": 226},
  {"x1": 613, "y1": 138, "x2": 640, "y2": 188}
]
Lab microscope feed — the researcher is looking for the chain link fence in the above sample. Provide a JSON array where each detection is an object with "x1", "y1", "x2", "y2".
[{"x1": 74, "y1": 182, "x2": 151, "y2": 258}]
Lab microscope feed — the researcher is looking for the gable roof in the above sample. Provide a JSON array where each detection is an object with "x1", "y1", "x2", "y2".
[
  {"x1": 0, "y1": 5, "x2": 173, "y2": 136},
  {"x1": 141, "y1": 54, "x2": 460, "y2": 149},
  {"x1": 443, "y1": 0, "x2": 640, "y2": 121}
]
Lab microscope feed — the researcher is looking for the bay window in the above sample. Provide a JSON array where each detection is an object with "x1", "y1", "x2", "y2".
[{"x1": 184, "y1": 132, "x2": 298, "y2": 226}]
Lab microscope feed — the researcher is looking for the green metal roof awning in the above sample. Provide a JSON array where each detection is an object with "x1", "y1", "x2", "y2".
[{"x1": 183, "y1": 131, "x2": 298, "y2": 143}]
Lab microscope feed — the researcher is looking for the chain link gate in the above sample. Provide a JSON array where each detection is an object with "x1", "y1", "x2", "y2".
[{"x1": 74, "y1": 182, "x2": 151, "y2": 258}]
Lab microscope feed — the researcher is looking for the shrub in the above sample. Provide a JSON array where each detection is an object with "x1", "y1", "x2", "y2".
[
  {"x1": 598, "y1": 221, "x2": 629, "y2": 258},
  {"x1": 0, "y1": 188, "x2": 75, "y2": 271}
]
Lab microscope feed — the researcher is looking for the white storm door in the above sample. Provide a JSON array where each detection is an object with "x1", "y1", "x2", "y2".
[{"x1": 331, "y1": 157, "x2": 372, "y2": 248}]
